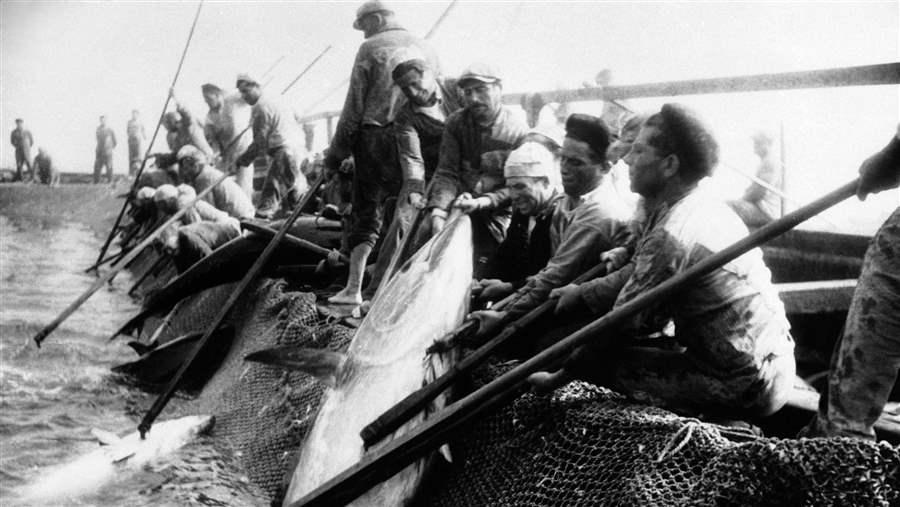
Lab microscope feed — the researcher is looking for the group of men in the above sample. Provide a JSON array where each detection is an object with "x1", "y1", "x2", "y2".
[
  {"x1": 310, "y1": 0, "x2": 899, "y2": 439},
  {"x1": 9, "y1": 118, "x2": 57, "y2": 185}
]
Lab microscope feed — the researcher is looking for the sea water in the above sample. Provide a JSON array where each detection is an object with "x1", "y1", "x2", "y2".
[{"x1": 0, "y1": 208, "x2": 258, "y2": 506}]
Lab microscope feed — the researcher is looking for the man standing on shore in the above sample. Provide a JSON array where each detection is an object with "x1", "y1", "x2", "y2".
[
  {"x1": 93, "y1": 115, "x2": 117, "y2": 184},
  {"x1": 10, "y1": 118, "x2": 34, "y2": 182},
  {"x1": 127, "y1": 110, "x2": 146, "y2": 176}
]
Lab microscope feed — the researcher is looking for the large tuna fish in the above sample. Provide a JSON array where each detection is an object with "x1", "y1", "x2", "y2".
[
  {"x1": 247, "y1": 214, "x2": 473, "y2": 506},
  {"x1": 18, "y1": 415, "x2": 214, "y2": 503}
]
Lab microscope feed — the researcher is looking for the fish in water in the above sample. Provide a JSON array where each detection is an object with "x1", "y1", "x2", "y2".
[
  {"x1": 247, "y1": 214, "x2": 473, "y2": 506},
  {"x1": 18, "y1": 415, "x2": 215, "y2": 503}
]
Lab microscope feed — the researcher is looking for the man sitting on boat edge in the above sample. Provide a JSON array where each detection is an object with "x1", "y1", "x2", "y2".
[{"x1": 529, "y1": 103, "x2": 796, "y2": 419}]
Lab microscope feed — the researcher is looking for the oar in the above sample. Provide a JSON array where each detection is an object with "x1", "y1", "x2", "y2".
[
  {"x1": 33, "y1": 173, "x2": 229, "y2": 348},
  {"x1": 85, "y1": 223, "x2": 142, "y2": 273},
  {"x1": 136, "y1": 171, "x2": 327, "y2": 438},
  {"x1": 360, "y1": 263, "x2": 608, "y2": 447},
  {"x1": 93, "y1": 0, "x2": 204, "y2": 268},
  {"x1": 240, "y1": 220, "x2": 348, "y2": 263},
  {"x1": 289, "y1": 179, "x2": 860, "y2": 507}
]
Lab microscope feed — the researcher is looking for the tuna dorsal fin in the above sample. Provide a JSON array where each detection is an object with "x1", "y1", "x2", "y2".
[
  {"x1": 244, "y1": 346, "x2": 349, "y2": 388},
  {"x1": 91, "y1": 428, "x2": 122, "y2": 446}
]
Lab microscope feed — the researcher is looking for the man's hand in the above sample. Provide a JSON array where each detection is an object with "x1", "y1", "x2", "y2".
[
  {"x1": 600, "y1": 247, "x2": 629, "y2": 272},
  {"x1": 452, "y1": 192, "x2": 489, "y2": 214},
  {"x1": 551, "y1": 283, "x2": 583, "y2": 315},
  {"x1": 408, "y1": 192, "x2": 425, "y2": 209},
  {"x1": 469, "y1": 309, "x2": 506, "y2": 338},
  {"x1": 857, "y1": 142, "x2": 900, "y2": 201},
  {"x1": 475, "y1": 279, "x2": 515, "y2": 302},
  {"x1": 431, "y1": 212, "x2": 446, "y2": 234}
]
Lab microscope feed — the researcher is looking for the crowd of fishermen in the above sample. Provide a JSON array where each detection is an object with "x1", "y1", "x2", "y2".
[{"x1": 109, "y1": 0, "x2": 900, "y2": 443}]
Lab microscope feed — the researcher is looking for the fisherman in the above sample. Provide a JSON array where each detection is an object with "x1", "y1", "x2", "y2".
[
  {"x1": 202, "y1": 83, "x2": 254, "y2": 196},
  {"x1": 234, "y1": 73, "x2": 307, "y2": 219},
  {"x1": 93, "y1": 115, "x2": 117, "y2": 184},
  {"x1": 354, "y1": 57, "x2": 463, "y2": 301},
  {"x1": 323, "y1": 1, "x2": 440, "y2": 306},
  {"x1": 127, "y1": 109, "x2": 147, "y2": 176},
  {"x1": 607, "y1": 113, "x2": 647, "y2": 209},
  {"x1": 33, "y1": 147, "x2": 60, "y2": 186},
  {"x1": 155, "y1": 88, "x2": 215, "y2": 170},
  {"x1": 529, "y1": 104, "x2": 796, "y2": 419},
  {"x1": 802, "y1": 126, "x2": 900, "y2": 440},
  {"x1": 422, "y1": 62, "x2": 529, "y2": 278},
  {"x1": 728, "y1": 130, "x2": 782, "y2": 226},
  {"x1": 469, "y1": 115, "x2": 633, "y2": 351},
  {"x1": 10, "y1": 118, "x2": 34, "y2": 182},
  {"x1": 176, "y1": 144, "x2": 254, "y2": 221}
]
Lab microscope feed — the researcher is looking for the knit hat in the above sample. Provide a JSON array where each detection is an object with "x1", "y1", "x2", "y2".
[
  {"x1": 236, "y1": 73, "x2": 260, "y2": 88},
  {"x1": 565, "y1": 114, "x2": 611, "y2": 161},
  {"x1": 504, "y1": 142, "x2": 556, "y2": 180},
  {"x1": 391, "y1": 58, "x2": 429, "y2": 83},
  {"x1": 176, "y1": 144, "x2": 207, "y2": 165},
  {"x1": 201, "y1": 83, "x2": 223, "y2": 95},
  {"x1": 353, "y1": 0, "x2": 393, "y2": 29},
  {"x1": 135, "y1": 186, "x2": 156, "y2": 206},
  {"x1": 153, "y1": 184, "x2": 178, "y2": 206}
]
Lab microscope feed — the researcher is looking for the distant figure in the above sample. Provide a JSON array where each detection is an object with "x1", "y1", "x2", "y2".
[
  {"x1": 93, "y1": 115, "x2": 117, "y2": 184},
  {"x1": 126, "y1": 110, "x2": 146, "y2": 176},
  {"x1": 324, "y1": 0, "x2": 440, "y2": 305},
  {"x1": 235, "y1": 73, "x2": 307, "y2": 219},
  {"x1": 33, "y1": 147, "x2": 60, "y2": 186},
  {"x1": 202, "y1": 83, "x2": 253, "y2": 196},
  {"x1": 728, "y1": 130, "x2": 782, "y2": 227},
  {"x1": 10, "y1": 118, "x2": 34, "y2": 182}
]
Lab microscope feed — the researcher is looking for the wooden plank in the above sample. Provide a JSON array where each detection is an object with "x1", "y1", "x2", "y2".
[{"x1": 777, "y1": 279, "x2": 856, "y2": 314}]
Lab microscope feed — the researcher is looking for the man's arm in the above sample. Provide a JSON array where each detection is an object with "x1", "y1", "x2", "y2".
[
  {"x1": 395, "y1": 112, "x2": 427, "y2": 197},
  {"x1": 235, "y1": 107, "x2": 265, "y2": 168},
  {"x1": 427, "y1": 120, "x2": 463, "y2": 213},
  {"x1": 328, "y1": 50, "x2": 370, "y2": 164},
  {"x1": 857, "y1": 126, "x2": 900, "y2": 200}
]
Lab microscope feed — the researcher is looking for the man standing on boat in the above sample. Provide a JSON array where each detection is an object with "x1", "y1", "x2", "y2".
[
  {"x1": 325, "y1": 0, "x2": 440, "y2": 305},
  {"x1": 127, "y1": 109, "x2": 146, "y2": 176},
  {"x1": 529, "y1": 104, "x2": 796, "y2": 419},
  {"x1": 803, "y1": 126, "x2": 900, "y2": 440},
  {"x1": 10, "y1": 118, "x2": 34, "y2": 182},
  {"x1": 422, "y1": 62, "x2": 528, "y2": 279},
  {"x1": 727, "y1": 130, "x2": 782, "y2": 227},
  {"x1": 234, "y1": 73, "x2": 307, "y2": 219},
  {"x1": 468, "y1": 115, "x2": 633, "y2": 353},
  {"x1": 353, "y1": 57, "x2": 463, "y2": 302},
  {"x1": 93, "y1": 115, "x2": 117, "y2": 184},
  {"x1": 202, "y1": 83, "x2": 254, "y2": 196}
]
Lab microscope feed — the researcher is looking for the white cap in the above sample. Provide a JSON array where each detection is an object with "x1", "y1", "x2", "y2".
[
  {"x1": 176, "y1": 144, "x2": 207, "y2": 164},
  {"x1": 503, "y1": 142, "x2": 556, "y2": 180}
]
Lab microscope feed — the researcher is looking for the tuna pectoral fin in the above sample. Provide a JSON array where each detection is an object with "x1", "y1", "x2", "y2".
[{"x1": 244, "y1": 347, "x2": 348, "y2": 388}]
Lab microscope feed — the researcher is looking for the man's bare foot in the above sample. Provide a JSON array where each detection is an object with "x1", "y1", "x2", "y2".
[
  {"x1": 328, "y1": 288, "x2": 362, "y2": 305},
  {"x1": 527, "y1": 369, "x2": 573, "y2": 394}
]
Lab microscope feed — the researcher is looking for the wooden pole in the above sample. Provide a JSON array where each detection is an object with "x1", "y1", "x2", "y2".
[
  {"x1": 137, "y1": 171, "x2": 326, "y2": 438},
  {"x1": 359, "y1": 263, "x2": 607, "y2": 447},
  {"x1": 290, "y1": 179, "x2": 859, "y2": 507},
  {"x1": 33, "y1": 172, "x2": 229, "y2": 348},
  {"x1": 240, "y1": 220, "x2": 348, "y2": 263},
  {"x1": 93, "y1": 1, "x2": 205, "y2": 268},
  {"x1": 282, "y1": 45, "x2": 333, "y2": 96}
]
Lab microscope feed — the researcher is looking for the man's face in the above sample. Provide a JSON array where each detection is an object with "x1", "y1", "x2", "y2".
[
  {"x1": 507, "y1": 176, "x2": 551, "y2": 216},
  {"x1": 237, "y1": 82, "x2": 261, "y2": 105},
  {"x1": 625, "y1": 126, "x2": 669, "y2": 198},
  {"x1": 15, "y1": 121, "x2": 23, "y2": 129},
  {"x1": 203, "y1": 91, "x2": 223, "y2": 110},
  {"x1": 396, "y1": 68, "x2": 437, "y2": 107},
  {"x1": 99, "y1": 117, "x2": 107, "y2": 127},
  {"x1": 178, "y1": 157, "x2": 202, "y2": 181},
  {"x1": 461, "y1": 82, "x2": 502, "y2": 122},
  {"x1": 560, "y1": 137, "x2": 603, "y2": 197}
]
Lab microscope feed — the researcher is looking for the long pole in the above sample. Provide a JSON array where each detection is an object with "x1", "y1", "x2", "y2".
[
  {"x1": 93, "y1": 1, "x2": 205, "y2": 269},
  {"x1": 33, "y1": 173, "x2": 228, "y2": 348},
  {"x1": 290, "y1": 179, "x2": 859, "y2": 507},
  {"x1": 282, "y1": 45, "x2": 333, "y2": 95},
  {"x1": 137, "y1": 172, "x2": 326, "y2": 438}
]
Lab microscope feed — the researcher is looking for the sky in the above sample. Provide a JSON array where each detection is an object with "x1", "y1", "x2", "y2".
[{"x1": 1, "y1": 0, "x2": 898, "y2": 232}]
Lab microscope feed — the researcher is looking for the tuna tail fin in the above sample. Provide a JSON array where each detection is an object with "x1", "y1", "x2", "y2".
[
  {"x1": 108, "y1": 311, "x2": 149, "y2": 342},
  {"x1": 244, "y1": 346, "x2": 349, "y2": 388},
  {"x1": 127, "y1": 340, "x2": 156, "y2": 355}
]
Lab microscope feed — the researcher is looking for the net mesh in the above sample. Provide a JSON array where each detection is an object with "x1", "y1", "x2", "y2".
[{"x1": 150, "y1": 283, "x2": 898, "y2": 506}]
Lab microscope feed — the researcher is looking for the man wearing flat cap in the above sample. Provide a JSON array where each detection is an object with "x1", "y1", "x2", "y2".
[
  {"x1": 467, "y1": 115, "x2": 633, "y2": 352},
  {"x1": 325, "y1": 0, "x2": 439, "y2": 305},
  {"x1": 202, "y1": 82, "x2": 254, "y2": 196},
  {"x1": 530, "y1": 104, "x2": 796, "y2": 421},
  {"x1": 235, "y1": 73, "x2": 307, "y2": 219},
  {"x1": 423, "y1": 62, "x2": 528, "y2": 278}
]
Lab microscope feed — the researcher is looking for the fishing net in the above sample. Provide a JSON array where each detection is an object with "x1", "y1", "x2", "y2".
[
  {"x1": 420, "y1": 361, "x2": 900, "y2": 507},
  {"x1": 170, "y1": 279, "x2": 355, "y2": 503}
]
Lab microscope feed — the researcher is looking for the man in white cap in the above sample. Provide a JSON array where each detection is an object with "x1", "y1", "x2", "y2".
[
  {"x1": 422, "y1": 62, "x2": 528, "y2": 278},
  {"x1": 467, "y1": 115, "x2": 633, "y2": 352},
  {"x1": 234, "y1": 73, "x2": 307, "y2": 219},
  {"x1": 325, "y1": 0, "x2": 439, "y2": 305},
  {"x1": 177, "y1": 144, "x2": 254, "y2": 221},
  {"x1": 202, "y1": 83, "x2": 254, "y2": 196}
]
